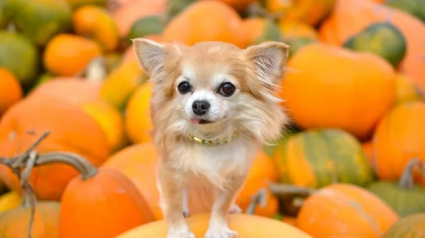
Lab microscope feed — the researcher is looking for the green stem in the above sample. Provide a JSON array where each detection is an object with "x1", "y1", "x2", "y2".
[
  {"x1": 268, "y1": 182, "x2": 316, "y2": 196},
  {"x1": 398, "y1": 158, "x2": 420, "y2": 189}
]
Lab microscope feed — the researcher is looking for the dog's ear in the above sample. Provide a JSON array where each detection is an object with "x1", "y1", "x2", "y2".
[
  {"x1": 132, "y1": 38, "x2": 168, "y2": 76},
  {"x1": 244, "y1": 41, "x2": 289, "y2": 85}
]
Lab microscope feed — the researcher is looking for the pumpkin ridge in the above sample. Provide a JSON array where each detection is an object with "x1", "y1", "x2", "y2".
[
  {"x1": 303, "y1": 132, "x2": 328, "y2": 187},
  {"x1": 317, "y1": 188, "x2": 383, "y2": 236}
]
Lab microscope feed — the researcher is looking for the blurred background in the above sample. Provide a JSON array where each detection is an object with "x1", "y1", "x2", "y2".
[{"x1": 0, "y1": 0, "x2": 424, "y2": 237}]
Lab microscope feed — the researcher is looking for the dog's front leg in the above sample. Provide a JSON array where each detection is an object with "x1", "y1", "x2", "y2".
[
  {"x1": 205, "y1": 174, "x2": 246, "y2": 238},
  {"x1": 158, "y1": 164, "x2": 194, "y2": 238}
]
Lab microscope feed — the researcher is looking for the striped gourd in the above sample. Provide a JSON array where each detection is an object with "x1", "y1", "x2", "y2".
[{"x1": 273, "y1": 128, "x2": 374, "y2": 188}]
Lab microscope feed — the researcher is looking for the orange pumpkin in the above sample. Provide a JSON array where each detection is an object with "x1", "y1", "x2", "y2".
[
  {"x1": 298, "y1": 183, "x2": 399, "y2": 238},
  {"x1": 28, "y1": 78, "x2": 101, "y2": 106},
  {"x1": 81, "y1": 99, "x2": 126, "y2": 152},
  {"x1": 162, "y1": 0, "x2": 247, "y2": 48},
  {"x1": 241, "y1": 17, "x2": 282, "y2": 46},
  {"x1": 102, "y1": 142, "x2": 162, "y2": 220},
  {"x1": 72, "y1": 5, "x2": 119, "y2": 51},
  {"x1": 60, "y1": 166, "x2": 155, "y2": 238},
  {"x1": 278, "y1": 42, "x2": 396, "y2": 140},
  {"x1": 372, "y1": 101, "x2": 425, "y2": 184},
  {"x1": 0, "y1": 201, "x2": 60, "y2": 238},
  {"x1": 125, "y1": 81, "x2": 154, "y2": 144},
  {"x1": 319, "y1": 0, "x2": 425, "y2": 94},
  {"x1": 0, "y1": 95, "x2": 110, "y2": 200},
  {"x1": 116, "y1": 213, "x2": 313, "y2": 238},
  {"x1": 362, "y1": 141, "x2": 375, "y2": 167},
  {"x1": 113, "y1": 0, "x2": 166, "y2": 38},
  {"x1": 44, "y1": 34, "x2": 102, "y2": 76},
  {"x1": 0, "y1": 68, "x2": 23, "y2": 116},
  {"x1": 266, "y1": 0, "x2": 337, "y2": 26}
]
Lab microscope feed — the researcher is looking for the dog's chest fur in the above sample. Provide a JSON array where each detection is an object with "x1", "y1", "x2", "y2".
[{"x1": 167, "y1": 137, "x2": 260, "y2": 189}]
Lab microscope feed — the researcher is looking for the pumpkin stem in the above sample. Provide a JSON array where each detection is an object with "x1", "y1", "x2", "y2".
[
  {"x1": 36, "y1": 152, "x2": 98, "y2": 180},
  {"x1": 245, "y1": 188, "x2": 267, "y2": 215},
  {"x1": 268, "y1": 182, "x2": 316, "y2": 196},
  {"x1": 21, "y1": 151, "x2": 38, "y2": 238},
  {"x1": 399, "y1": 158, "x2": 421, "y2": 189}
]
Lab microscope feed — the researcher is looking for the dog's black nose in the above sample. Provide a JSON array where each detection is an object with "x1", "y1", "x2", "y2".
[{"x1": 192, "y1": 100, "x2": 210, "y2": 115}]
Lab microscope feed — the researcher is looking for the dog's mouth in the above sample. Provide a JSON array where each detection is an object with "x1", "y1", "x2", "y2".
[{"x1": 190, "y1": 118, "x2": 214, "y2": 125}]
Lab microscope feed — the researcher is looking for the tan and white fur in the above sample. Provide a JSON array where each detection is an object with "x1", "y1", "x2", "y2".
[{"x1": 133, "y1": 38, "x2": 290, "y2": 238}]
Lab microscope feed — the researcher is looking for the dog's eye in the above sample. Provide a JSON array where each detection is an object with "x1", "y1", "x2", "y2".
[
  {"x1": 177, "y1": 82, "x2": 192, "y2": 94},
  {"x1": 218, "y1": 82, "x2": 236, "y2": 97}
]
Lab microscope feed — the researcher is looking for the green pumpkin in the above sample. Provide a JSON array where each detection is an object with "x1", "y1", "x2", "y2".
[
  {"x1": 382, "y1": 213, "x2": 425, "y2": 238},
  {"x1": 272, "y1": 128, "x2": 374, "y2": 189},
  {"x1": 343, "y1": 22, "x2": 406, "y2": 68},
  {"x1": 368, "y1": 158, "x2": 425, "y2": 217},
  {"x1": 386, "y1": 0, "x2": 425, "y2": 22},
  {"x1": 0, "y1": 31, "x2": 39, "y2": 85},
  {"x1": 3, "y1": 0, "x2": 72, "y2": 46}
]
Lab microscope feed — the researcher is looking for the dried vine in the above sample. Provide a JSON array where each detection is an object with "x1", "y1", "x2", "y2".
[{"x1": 0, "y1": 130, "x2": 98, "y2": 238}]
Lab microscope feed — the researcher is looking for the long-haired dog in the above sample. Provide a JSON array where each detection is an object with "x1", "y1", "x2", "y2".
[{"x1": 133, "y1": 38, "x2": 289, "y2": 238}]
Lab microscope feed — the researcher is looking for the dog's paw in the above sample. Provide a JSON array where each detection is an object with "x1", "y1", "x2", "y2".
[
  {"x1": 167, "y1": 227, "x2": 195, "y2": 238},
  {"x1": 205, "y1": 225, "x2": 238, "y2": 238},
  {"x1": 183, "y1": 210, "x2": 191, "y2": 217},
  {"x1": 229, "y1": 204, "x2": 242, "y2": 214}
]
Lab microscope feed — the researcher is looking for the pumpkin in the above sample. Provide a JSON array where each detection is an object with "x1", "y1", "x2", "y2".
[
  {"x1": 298, "y1": 183, "x2": 399, "y2": 238},
  {"x1": 265, "y1": 0, "x2": 337, "y2": 26},
  {"x1": 273, "y1": 128, "x2": 374, "y2": 189},
  {"x1": 28, "y1": 78, "x2": 102, "y2": 106},
  {"x1": 372, "y1": 101, "x2": 425, "y2": 184},
  {"x1": 277, "y1": 42, "x2": 396, "y2": 140},
  {"x1": 283, "y1": 216, "x2": 298, "y2": 228},
  {"x1": 0, "y1": 201, "x2": 60, "y2": 238},
  {"x1": 277, "y1": 20, "x2": 318, "y2": 57},
  {"x1": 235, "y1": 150, "x2": 279, "y2": 217},
  {"x1": 0, "y1": 191, "x2": 22, "y2": 214},
  {"x1": 382, "y1": 213, "x2": 425, "y2": 238},
  {"x1": 0, "y1": 31, "x2": 39, "y2": 85},
  {"x1": 102, "y1": 142, "x2": 162, "y2": 219},
  {"x1": 72, "y1": 5, "x2": 119, "y2": 52},
  {"x1": 343, "y1": 22, "x2": 407, "y2": 68},
  {"x1": 241, "y1": 17, "x2": 282, "y2": 46},
  {"x1": 319, "y1": 0, "x2": 425, "y2": 94},
  {"x1": 43, "y1": 34, "x2": 102, "y2": 77},
  {"x1": 100, "y1": 58, "x2": 146, "y2": 111},
  {"x1": 116, "y1": 213, "x2": 313, "y2": 238},
  {"x1": 125, "y1": 81, "x2": 154, "y2": 144},
  {"x1": 162, "y1": 0, "x2": 247, "y2": 48},
  {"x1": 385, "y1": 0, "x2": 425, "y2": 22},
  {"x1": 60, "y1": 160, "x2": 155, "y2": 238},
  {"x1": 81, "y1": 99, "x2": 126, "y2": 152},
  {"x1": 113, "y1": 0, "x2": 166, "y2": 38},
  {"x1": 395, "y1": 73, "x2": 423, "y2": 104},
  {"x1": 0, "y1": 68, "x2": 22, "y2": 116},
  {"x1": 367, "y1": 159, "x2": 425, "y2": 217},
  {"x1": 2, "y1": 0, "x2": 72, "y2": 46},
  {"x1": 0, "y1": 95, "x2": 110, "y2": 200}
]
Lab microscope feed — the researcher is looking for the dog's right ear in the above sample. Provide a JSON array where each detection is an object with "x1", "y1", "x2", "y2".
[{"x1": 132, "y1": 38, "x2": 167, "y2": 76}]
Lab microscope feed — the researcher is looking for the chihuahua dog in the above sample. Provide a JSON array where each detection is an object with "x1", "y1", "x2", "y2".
[{"x1": 133, "y1": 38, "x2": 289, "y2": 238}]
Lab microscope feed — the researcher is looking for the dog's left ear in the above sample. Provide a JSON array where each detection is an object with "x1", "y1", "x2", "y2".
[
  {"x1": 132, "y1": 38, "x2": 168, "y2": 76},
  {"x1": 244, "y1": 41, "x2": 289, "y2": 85}
]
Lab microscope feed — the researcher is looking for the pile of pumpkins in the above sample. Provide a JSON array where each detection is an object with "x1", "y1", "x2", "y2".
[{"x1": 0, "y1": 0, "x2": 425, "y2": 237}]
